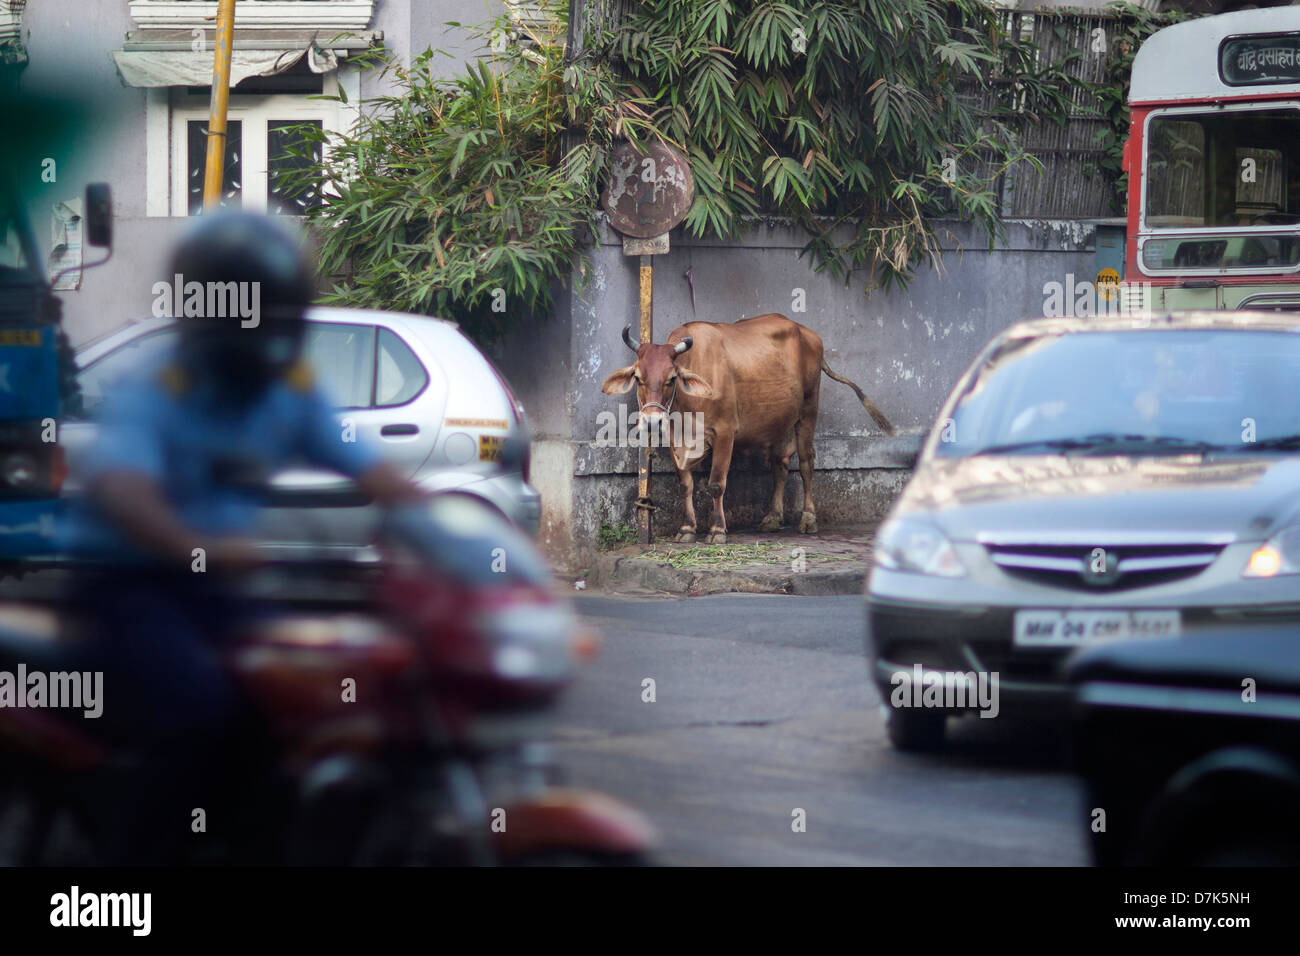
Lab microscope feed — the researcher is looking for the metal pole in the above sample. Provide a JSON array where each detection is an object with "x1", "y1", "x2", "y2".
[
  {"x1": 203, "y1": 0, "x2": 238, "y2": 211},
  {"x1": 637, "y1": 254, "x2": 653, "y2": 545}
]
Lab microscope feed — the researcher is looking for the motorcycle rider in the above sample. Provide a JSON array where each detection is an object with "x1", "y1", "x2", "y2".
[{"x1": 61, "y1": 211, "x2": 424, "y2": 863}]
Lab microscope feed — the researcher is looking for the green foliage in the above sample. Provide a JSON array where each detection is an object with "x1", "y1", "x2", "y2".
[
  {"x1": 1092, "y1": 1, "x2": 1200, "y2": 213},
  {"x1": 286, "y1": 0, "x2": 1130, "y2": 334},
  {"x1": 280, "y1": 3, "x2": 651, "y2": 342},
  {"x1": 598, "y1": 519, "x2": 638, "y2": 550},
  {"x1": 607, "y1": 0, "x2": 1079, "y2": 290}
]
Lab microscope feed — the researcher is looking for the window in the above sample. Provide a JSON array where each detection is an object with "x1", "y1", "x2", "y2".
[
  {"x1": 169, "y1": 79, "x2": 340, "y2": 216},
  {"x1": 267, "y1": 119, "x2": 324, "y2": 215},
  {"x1": 186, "y1": 119, "x2": 243, "y2": 214},
  {"x1": 74, "y1": 320, "x2": 430, "y2": 423},
  {"x1": 376, "y1": 328, "x2": 428, "y2": 407},
  {"x1": 1142, "y1": 107, "x2": 1300, "y2": 273},
  {"x1": 73, "y1": 329, "x2": 178, "y2": 421},
  {"x1": 308, "y1": 324, "x2": 428, "y2": 409},
  {"x1": 303, "y1": 322, "x2": 375, "y2": 409},
  {"x1": 1144, "y1": 119, "x2": 1205, "y2": 227},
  {"x1": 936, "y1": 331, "x2": 1300, "y2": 457},
  {"x1": 1145, "y1": 108, "x2": 1300, "y2": 229}
]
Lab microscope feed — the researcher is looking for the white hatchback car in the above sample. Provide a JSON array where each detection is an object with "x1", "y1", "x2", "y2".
[{"x1": 61, "y1": 307, "x2": 541, "y2": 554}]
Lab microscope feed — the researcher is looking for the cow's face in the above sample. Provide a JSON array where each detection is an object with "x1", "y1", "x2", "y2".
[{"x1": 602, "y1": 326, "x2": 713, "y2": 437}]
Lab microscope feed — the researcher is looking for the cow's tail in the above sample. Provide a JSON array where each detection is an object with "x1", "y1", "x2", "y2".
[{"x1": 820, "y1": 359, "x2": 894, "y2": 435}]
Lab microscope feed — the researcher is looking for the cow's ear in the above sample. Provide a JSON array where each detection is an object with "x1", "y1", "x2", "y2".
[
  {"x1": 601, "y1": 365, "x2": 638, "y2": 394},
  {"x1": 677, "y1": 369, "x2": 714, "y2": 399}
]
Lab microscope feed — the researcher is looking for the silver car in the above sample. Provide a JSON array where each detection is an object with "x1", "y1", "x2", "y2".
[
  {"x1": 62, "y1": 307, "x2": 540, "y2": 555},
  {"x1": 867, "y1": 311, "x2": 1300, "y2": 751}
]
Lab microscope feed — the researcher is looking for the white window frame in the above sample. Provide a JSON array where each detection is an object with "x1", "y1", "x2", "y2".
[{"x1": 147, "y1": 66, "x2": 360, "y2": 217}]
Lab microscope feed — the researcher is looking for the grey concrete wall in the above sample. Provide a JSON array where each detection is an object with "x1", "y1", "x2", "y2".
[
  {"x1": 492, "y1": 216, "x2": 1099, "y2": 570},
  {"x1": 410, "y1": 0, "x2": 507, "y2": 79}
]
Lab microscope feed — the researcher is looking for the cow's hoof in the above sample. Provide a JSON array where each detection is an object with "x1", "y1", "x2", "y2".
[
  {"x1": 706, "y1": 531, "x2": 727, "y2": 545},
  {"x1": 675, "y1": 530, "x2": 697, "y2": 544},
  {"x1": 798, "y1": 512, "x2": 818, "y2": 534},
  {"x1": 758, "y1": 514, "x2": 782, "y2": 532}
]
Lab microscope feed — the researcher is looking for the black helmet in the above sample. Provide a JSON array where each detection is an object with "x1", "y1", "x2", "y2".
[{"x1": 168, "y1": 211, "x2": 314, "y2": 404}]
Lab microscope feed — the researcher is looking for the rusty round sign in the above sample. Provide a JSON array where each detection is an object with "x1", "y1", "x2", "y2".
[{"x1": 601, "y1": 142, "x2": 695, "y2": 239}]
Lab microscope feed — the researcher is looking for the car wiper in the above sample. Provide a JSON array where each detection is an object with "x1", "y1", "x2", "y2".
[
  {"x1": 1078, "y1": 433, "x2": 1227, "y2": 453},
  {"x1": 972, "y1": 434, "x2": 1224, "y2": 456},
  {"x1": 971, "y1": 438, "x2": 1102, "y2": 456}
]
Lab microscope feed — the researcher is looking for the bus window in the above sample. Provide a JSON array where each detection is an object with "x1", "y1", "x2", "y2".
[
  {"x1": 1145, "y1": 109, "x2": 1300, "y2": 231},
  {"x1": 1235, "y1": 147, "x2": 1285, "y2": 222},
  {"x1": 1146, "y1": 120, "x2": 1205, "y2": 227}
]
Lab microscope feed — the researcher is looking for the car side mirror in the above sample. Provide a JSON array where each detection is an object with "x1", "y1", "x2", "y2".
[{"x1": 84, "y1": 183, "x2": 112, "y2": 248}]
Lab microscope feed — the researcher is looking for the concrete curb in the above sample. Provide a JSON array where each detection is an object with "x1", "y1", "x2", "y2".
[{"x1": 587, "y1": 552, "x2": 867, "y2": 597}]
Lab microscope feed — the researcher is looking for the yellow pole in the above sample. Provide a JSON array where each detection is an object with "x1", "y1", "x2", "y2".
[
  {"x1": 638, "y1": 255, "x2": 653, "y2": 544},
  {"x1": 203, "y1": 0, "x2": 238, "y2": 211}
]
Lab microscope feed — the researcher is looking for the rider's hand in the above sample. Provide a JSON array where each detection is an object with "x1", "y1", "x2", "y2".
[{"x1": 358, "y1": 461, "x2": 429, "y2": 506}]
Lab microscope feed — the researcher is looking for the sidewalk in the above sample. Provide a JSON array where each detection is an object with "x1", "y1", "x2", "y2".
[{"x1": 581, "y1": 524, "x2": 878, "y2": 597}]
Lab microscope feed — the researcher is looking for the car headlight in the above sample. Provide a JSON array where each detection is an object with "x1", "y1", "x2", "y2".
[
  {"x1": 1244, "y1": 526, "x2": 1300, "y2": 577},
  {"x1": 874, "y1": 518, "x2": 967, "y2": 577}
]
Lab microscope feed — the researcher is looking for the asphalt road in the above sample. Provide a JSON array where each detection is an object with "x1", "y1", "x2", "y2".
[{"x1": 555, "y1": 594, "x2": 1091, "y2": 866}]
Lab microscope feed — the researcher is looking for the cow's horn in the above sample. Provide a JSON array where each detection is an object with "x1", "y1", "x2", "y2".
[
  {"x1": 674, "y1": 337, "x2": 693, "y2": 355},
  {"x1": 622, "y1": 325, "x2": 640, "y2": 353}
]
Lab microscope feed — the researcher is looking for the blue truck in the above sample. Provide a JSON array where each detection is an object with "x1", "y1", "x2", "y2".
[{"x1": 0, "y1": 171, "x2": 111, "y2": 565}]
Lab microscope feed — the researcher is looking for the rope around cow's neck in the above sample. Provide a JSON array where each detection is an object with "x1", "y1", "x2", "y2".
[{"x1": 639, "y1": 378, "x2": 677, "y2": 417}]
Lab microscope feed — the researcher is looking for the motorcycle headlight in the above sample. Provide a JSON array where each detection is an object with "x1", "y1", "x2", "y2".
[
  {"x1": 1244, "y1": 526, "x2": 1300, "y2": 577},
  {"x1": 874, "y1": 518, "x2": 966, "y2": 578},
  {"x1": 475, "y1": 601, "x2": 578, "y2": 682}
]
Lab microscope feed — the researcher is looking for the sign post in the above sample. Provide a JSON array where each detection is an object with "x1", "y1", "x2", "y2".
[{"x1": 602, "y1": 142, "x2": 694, "y2": 545}]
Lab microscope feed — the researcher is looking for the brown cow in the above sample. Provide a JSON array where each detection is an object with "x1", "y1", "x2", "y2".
[{"x1": 601, "y1": 313, "x2": 893, "y2": 544}]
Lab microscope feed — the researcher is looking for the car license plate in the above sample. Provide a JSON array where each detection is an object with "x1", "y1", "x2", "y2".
[
  {"x1": 1013, "y1": 609, "x2": 1180, "y2": 647},
  {"x1": 479, "y1": 435, "x2": 504, "y2": 462}
]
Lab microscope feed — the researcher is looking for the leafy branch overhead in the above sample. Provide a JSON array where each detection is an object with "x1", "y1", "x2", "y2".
[
  {"x1": 609, "y1": 0, "x2": 1080, "y2": 289},
  {"x1": 282, "y1": 0, "x2": 1143, "y2": 340},
  {"x1": 279, "y1": 5, "x2": 651, "y2": 342}
]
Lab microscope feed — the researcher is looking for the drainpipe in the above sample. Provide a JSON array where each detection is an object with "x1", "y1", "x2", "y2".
[{"x1": 202, "y1": 0, "x2": 238, "y2": 211}]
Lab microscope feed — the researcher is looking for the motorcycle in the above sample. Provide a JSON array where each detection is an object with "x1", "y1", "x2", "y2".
[{"x1": 0, "y1": 494, "x2": 654, "y2": 865}]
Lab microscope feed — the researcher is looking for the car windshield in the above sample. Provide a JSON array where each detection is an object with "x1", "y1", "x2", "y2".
[
  {"x1": 937, "y1": 329, "x2": 1300, "y2": 458},
  {"x1": 72, "y1": 328, "x2": 178, "y2": 420}
]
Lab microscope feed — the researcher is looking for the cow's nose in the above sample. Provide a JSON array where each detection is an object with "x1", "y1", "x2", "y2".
[{"x1": 640, "y1": 411, "x2": 664, "y2": 434}]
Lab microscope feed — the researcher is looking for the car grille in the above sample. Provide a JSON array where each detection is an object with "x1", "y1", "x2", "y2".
[
  {"x1": 985, "y1": 543, "x2": 1224, "y2": 592},
  {"x1": 973, "y1": 646, "x2": 1068, "y2": 683}
]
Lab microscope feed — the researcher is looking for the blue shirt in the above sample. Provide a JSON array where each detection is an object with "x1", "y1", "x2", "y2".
[{"x1": 61, "y1": 353, "x2": 382, "y2": 560}]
